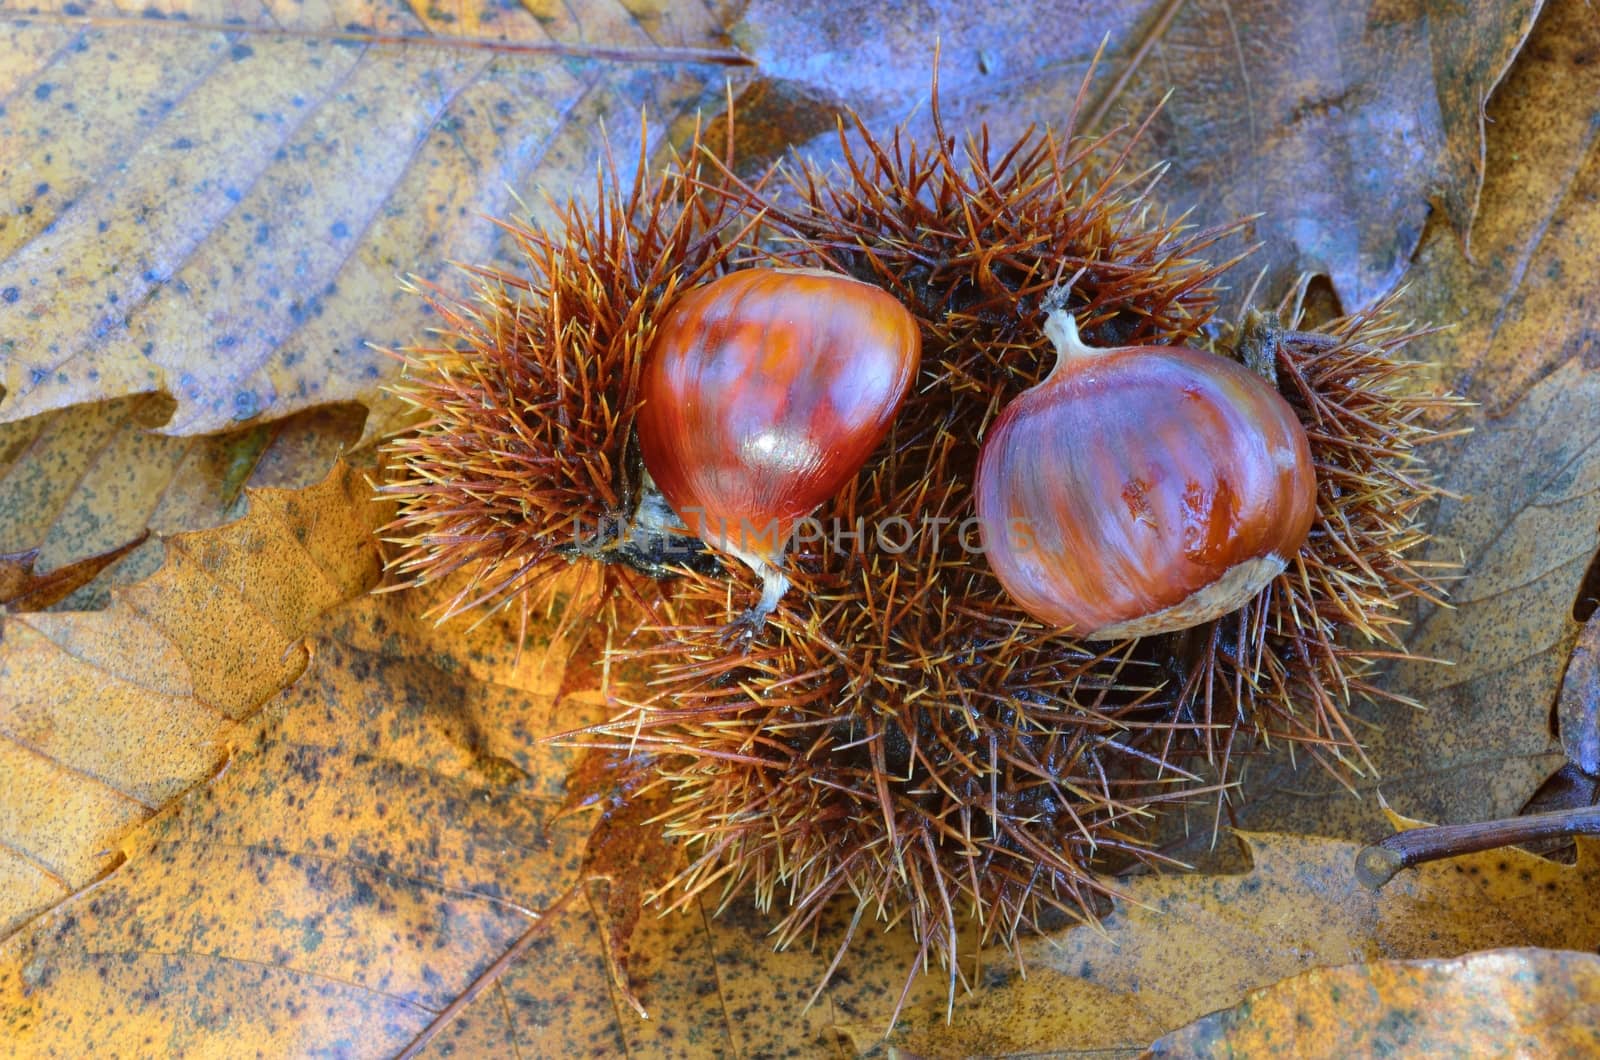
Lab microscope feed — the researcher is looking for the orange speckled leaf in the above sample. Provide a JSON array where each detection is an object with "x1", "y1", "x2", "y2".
[
  {"x1": 0, "y1": 396, "x2": 366, "y2": 607},
  {"x1": 357, "y1": 591, "x2": 947, "y2": 1052},
  {"x1": 0, "y1": 531, "x2": 146, "y2": 610},
  {"x1": 891, "y1": 830, "x2": 1600, "y2": 1055},
  {"x1": 0, "y1": 461, "x2": 382, "y2": 940},
  {"x1": 1149, "y1": 949, "x2": 1600, "y2": 1057},
  {"x1": 0, "y1": 0, "x2": 745, "y2": 437},
  {"x1": 0, "y1": 574, "x2": 696, "y2": 1056},
  {"x1": 0, "y1": 626, "x2": 589, "y2": 1056}
]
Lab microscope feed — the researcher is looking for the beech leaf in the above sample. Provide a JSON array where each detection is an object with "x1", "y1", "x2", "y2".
[{"x1": 0, "y1": 461, "x2": 383, "y2": 938}]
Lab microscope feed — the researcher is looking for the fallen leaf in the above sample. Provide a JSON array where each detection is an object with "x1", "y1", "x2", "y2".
[
  {"x1": 0, "y1": 623, "x2": 591, "y2": 1056},
  {"x1": 0, "y1": 461, "x2": 382, "y2": 938},
  {"x1": 890, "y1": 829, "x2": 1600, "y2": 1055},
  {"x1": 1400, "y1": 0, "x2": 1600, "y2": 413},
  {"x1": 0, "y1": 395, "x2": 365, "y2": 607},
  {"x1": 732, "y1": 0, "x2": 1541, "y2": 308},
  {"x1": 0, "y1": 0, "x2": 744, "y2": 436},
  {"x1": 1521, "y1": 764, "x2": 1600, "y2": 820},
  {"x1": 449, "y1": 885, "x2": 943, "y2": 1057},
  {"x1": 0, "y1": 531, "x2": 146, "y2": 611},
  {"x1": 1558, "y1": 615, "x2": 1600, "y2": 776},
  {"x1": 1148, "y1": 949, "x2": 1600, "y2": 1057}
]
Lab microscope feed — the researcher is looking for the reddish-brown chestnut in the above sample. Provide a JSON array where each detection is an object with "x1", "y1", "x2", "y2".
[
  {"x1": 975, "y1": 306, "x2": 1316, "y2": 640},
  {"x1": 637, "y1": 267, "x2": 921, "y2": 618}
]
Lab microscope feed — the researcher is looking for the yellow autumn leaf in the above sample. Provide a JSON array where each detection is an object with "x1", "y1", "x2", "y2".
[{"x1": 0, "y1": 462, "x2": 383, "y2": 937}]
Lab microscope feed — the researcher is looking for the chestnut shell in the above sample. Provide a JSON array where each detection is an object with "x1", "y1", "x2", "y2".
[
  {"x1": 975, "y1": 325, "x2": 1316, "y2": 639},
  {"x1": 637, "y1": 268, "x2": 921, "y2": 564}
]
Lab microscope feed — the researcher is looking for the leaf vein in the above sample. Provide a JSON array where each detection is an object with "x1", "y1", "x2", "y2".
[
  {"x1": 77, "y1": 946, "x2": 440, "y2": 1013},
  {"x1": 4, "y1": 39, "x2": 370, "y2": 408},
  {"x1": 0, "y1": 723, "x2": 157, "y2": 809}
]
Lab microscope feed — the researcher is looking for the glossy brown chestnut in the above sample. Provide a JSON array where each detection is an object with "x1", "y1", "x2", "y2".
[
  {"x1": 975, "y1": 308, "x2": 1316, "y2": 640},
  {"x1": 637, "y1": 267, "x2": 921, "y2": 618}
]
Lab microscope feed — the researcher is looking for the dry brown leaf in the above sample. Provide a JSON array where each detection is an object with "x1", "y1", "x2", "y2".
[
  {"x1": 732, "y1": 0, "x2": 1540, "y2": 308},
  {"x1": 1400, "y1": 0, "x2": 1600, "y2": 414},
  {"x1": 0, "y1": 615, "x2": 590, "y2": 1056},
  {"x1": 1148, "y1": 949, "x2": 1600, "y2": 1057},
  {"x1": 0, "y1": 532, "x2": 147, "y2": 610},
  {"x1": 1219, "y1": 357, "x2": 1597, "y2": 845},
  {"x1": 0, "y1": 395, "x2": 365, "y2": 607},
  {"x1": 1558, "y1": 615, "x2": 1600, "y2": 776},
  {"x1": 0, "y1": 0, "x2": 743, "y2": 436},
  {"x1": 375, "y1": 859, "x2": 948, "y2": 1057},
  {"x1": 890, "y1": 828, "x2": 1600, "y2": 1055},
  {"x1": 10, "y1": 0, "x2": 743, "y2": 51},
  {"x1": 0, "y1": 461, "x2": 382, "y2": 939}
]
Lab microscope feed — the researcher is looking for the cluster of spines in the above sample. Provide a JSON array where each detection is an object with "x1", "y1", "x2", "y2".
[
  {"x1": 585, "y1": 431, "x2": 1204, "y2": 1018},
  {"x1": 1179, "y1": 291, "x2": 1464, "y2": 779},
  {"x1": 375, "y1": 121, "x2": 749, "y2": 636}
]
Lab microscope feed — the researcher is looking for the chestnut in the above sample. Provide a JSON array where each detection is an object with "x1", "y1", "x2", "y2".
[
  {"x1": 975, "y1": 305, "x2": 1316, "y2": 640},
  {"x1": 636, "y1": 267, "x2": 921, "y2": 620}
]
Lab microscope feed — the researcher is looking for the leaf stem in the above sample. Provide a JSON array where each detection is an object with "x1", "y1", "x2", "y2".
[
  {"x1": 1354, "y1": 805, "x2": 1600, "y2": 890},
  {"x1": 1083, "y1": 0, "x2": 1189, "y2": 132},
  {"x1": 395, "y1": 884, "x2": 580, "y2": 1058}
]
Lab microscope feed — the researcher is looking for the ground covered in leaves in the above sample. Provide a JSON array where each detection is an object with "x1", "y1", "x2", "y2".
[{"x1": 2, "y1": 0, "x2": 1599, "y2": 1055}]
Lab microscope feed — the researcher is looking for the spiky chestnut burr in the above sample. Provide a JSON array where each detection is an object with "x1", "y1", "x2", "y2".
[
  {"x1": 370, "y1": 65, "x2": 1456, "y2": 1028},
  {"x1": 374, "y1": 120, "x2": 750, "y2": 632},
  {"x1": 721, "y1": 86, "x2": 1461, "y2": 776},
  {"x1": 1175, "y1": 288, "x2": 1464, "y2": 775},
  {"x1": 581, "y1": 429, "x2": 1206, "y2": 1023},
  {"x1": 576, "y1": 93, "x2": 1249, "y2": 1024},
  {"x1": 578, "y1": 84, "x2": 1460, "y2": 1023}
]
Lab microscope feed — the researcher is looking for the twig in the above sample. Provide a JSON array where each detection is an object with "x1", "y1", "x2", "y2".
[{"x1": 1354, "y1": 805, "x2": 1600, "y2": 890}]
